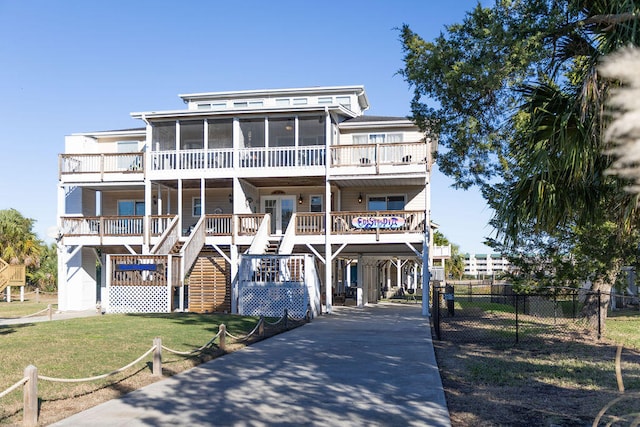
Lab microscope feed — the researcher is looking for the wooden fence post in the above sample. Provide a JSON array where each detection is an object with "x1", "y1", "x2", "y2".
[
  {"x1": 48, "y1": 304, "x2": 52, "y2": 321},
  {"x1": 283, "y1": 309, "x2": 288, "y2": 329},
  {"x1": 219, "y1": 324, "x2": 226, "y2": 351},
  {"x1": 259, "y1": 316, "x2": 264, "y2": 338},
  {"x1": 23, "y1": 365, "x2": 38, "y2": 427},
  {"x1": 153, "y1": 338, "x2": 162, "y2": 377},
  {"x1": 35, "y1": 289, "x2": 40, "y2": 304}
]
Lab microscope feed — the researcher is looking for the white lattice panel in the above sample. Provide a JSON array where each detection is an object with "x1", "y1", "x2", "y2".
[
  {"x1": 238, "y1": 283, "x2": 307, "y2": 318},
  {"x1": 108, "y1": 286, "x2": 168, "y2": 313}
]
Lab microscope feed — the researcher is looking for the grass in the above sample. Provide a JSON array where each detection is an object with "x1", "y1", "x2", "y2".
[
  {"x1": 434, "y1": 301, "x2": 640, "y2": 426},
  {"x1": 0, "y1": 311, "x2": 264, "y2": 425},
  {"x1": 0, "y1": 294, "x2": 58, "y2": 318}
]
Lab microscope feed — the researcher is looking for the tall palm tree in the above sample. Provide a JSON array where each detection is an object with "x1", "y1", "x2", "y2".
[
  {"x1": 0, "y1": 208, "x2": 42, "y2": 267},
  {"x1": 492, "y1": 1, "x2": 640, "y2": 327}
]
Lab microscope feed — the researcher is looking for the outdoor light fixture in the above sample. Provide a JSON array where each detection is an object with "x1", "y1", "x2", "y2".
[
  {"x1": 298, "y1": 194, "x2": 304, "y2": 204},
  {"x1": 358, "y1": 193, "x2": 363, "y2": 204}
]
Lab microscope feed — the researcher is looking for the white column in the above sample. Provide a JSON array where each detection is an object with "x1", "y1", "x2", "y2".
[
  {"x1": 386, "y1": 261, "x2": 392, "y2": 290},
  {"x1": 357, "y1": 254, "x2": 363, "y2": 307},
  {"x1": 20, "y1": 286, "x2": 24, "y2": 302},
  {"x1": 230, "y1": 245, "x2": 239, "y2": 313},
  {"x1": 6, "y1": 286, "x2": 10, "y2": 303},
  {"x1": 396, "y1": 259, "x2": 402, "y2": 289},
  {"x1": 324, "y1": 174, "x2": 332, "y2": 314},
  {"x1": 178, "y1": 179, "x2": 183, "y2": 234},
  {"x1": 200, "y1": 178, "x2": 206, "y2": 217}
]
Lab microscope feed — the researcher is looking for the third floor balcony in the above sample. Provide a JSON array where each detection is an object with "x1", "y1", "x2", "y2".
[{"x1": 59, "y1": 142, "x2": 429, "y2": 183}]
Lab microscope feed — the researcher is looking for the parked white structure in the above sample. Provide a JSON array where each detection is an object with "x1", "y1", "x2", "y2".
[
  {"x1": 463, "y1": 253, "x2": 511, "y2": 277},
  {"x1": 57, "y1": 86, "x2": 449, "y2": 316}
]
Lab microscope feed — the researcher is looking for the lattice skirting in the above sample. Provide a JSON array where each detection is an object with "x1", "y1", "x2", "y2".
[
  {"x1": 108, "y1": 285, "x2": 169, "y2": 313},
  {"x1": 238, "y1": 283, "x2": 307, "y2": 318}
]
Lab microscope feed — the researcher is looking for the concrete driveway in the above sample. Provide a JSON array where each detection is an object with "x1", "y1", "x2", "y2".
[{"x1": 51, "y1": 303, "x2": 450, "y2": 427}]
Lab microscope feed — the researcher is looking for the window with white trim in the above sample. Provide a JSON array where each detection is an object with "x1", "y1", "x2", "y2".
[
  {"x1": 193, "y1": 197, "x2": 202, "y2": 217},
  {"x1": 367, "y1": 195, "x2": 405, "y2": 211}
]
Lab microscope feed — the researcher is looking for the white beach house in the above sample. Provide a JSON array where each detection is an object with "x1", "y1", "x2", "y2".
[{"x1": 57, "y1": 86, "x2": 449, "y2": 317}]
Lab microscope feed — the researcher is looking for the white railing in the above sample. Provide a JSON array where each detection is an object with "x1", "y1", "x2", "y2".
[
  {"x1": 330, "y1": 142, "x2": 427, "y2": 167},
  {"x1": 61, "y1": 216, "x2": 144, "y2": 236},
  {"x1": 432, "y1": 245, "x2": 452, "y2": 258},
  {"x1": 150, "y1": 216, "x2": 180, "y2": 255},
  {"x1": 150, "y1": 149, "x2": 235, "y2": 171},
  {"x1": 59, "y1": 153, "x2": 144, "y2": 175},
  {"x1": 181, "y1": 216, "x2": 206, "y2": 277},
  {"x1": 150, "y1": 215, "x2": 175, "y2": 236},
  {"x1": 205, "y1": 214, "x2": 233, "y2": 235}
]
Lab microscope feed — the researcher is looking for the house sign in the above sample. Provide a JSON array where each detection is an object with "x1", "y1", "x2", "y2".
[{"x1": 351, "y1": 216, "x2": 405, "y2": 230}]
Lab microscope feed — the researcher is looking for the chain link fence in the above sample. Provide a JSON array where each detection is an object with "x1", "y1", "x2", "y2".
[{"x1": 432, "y1": 284, "x2": 634, "y2": 344}]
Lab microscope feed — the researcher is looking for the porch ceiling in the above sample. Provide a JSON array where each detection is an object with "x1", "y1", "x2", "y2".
[
  {"x1": 330, "y1": 176, "x2": 427, "y2": 188},
  {"x1": 293, "y1": 243, "x2": 425, "y2": 259}
]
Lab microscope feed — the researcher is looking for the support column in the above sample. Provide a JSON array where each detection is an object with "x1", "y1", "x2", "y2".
[
  {"x1": 230, "y1": 245, "x2": 239, "y2": 313},
  {"x1": 178, "y1": 179, "x2": 183, "y2": 235},
  {"x1": 324, "y1": 175, "x2": 332, "y2": 314},
  {"x1": 357, "y1": 254, "x2": 363, "y2": 307}
]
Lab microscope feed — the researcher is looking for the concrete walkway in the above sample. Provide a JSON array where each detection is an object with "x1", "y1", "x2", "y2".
[{"x1": 50, "y1": 303, "x2": 450, "y2": 427}]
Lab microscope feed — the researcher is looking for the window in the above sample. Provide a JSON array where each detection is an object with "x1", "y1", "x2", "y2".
[
  {"x1": 118, "y1": 200, "x2": 145, "y2": 216},
  {"x1": 193, "y1": 198, "x2": 201, "y2": 217},
  {"x1": 367, "y1": 195, "x2": 405, "y2": 211},
  {"x1": 293, "y1": 98, "x2": 308, "y2": 105},
  {"x1": 208, "y1": 119, "x2": 233, "y2": 148},
  {"x1": 352, "y1": 133, "x2": 403, "y2": 144},
  {"x1": 152, "y1": 121, "x2": 176, "y2": 151},
  {"x1": 276, "y1": 98, "x2": 290, "y2": 106},
  {"x1": 233, "y1": 101, "x2": 248, "y2": 108},
  {"x1": 318, "y1": 96, "x2": 333, "y2": 104},
  {"x1": 310, "y1": 195, "x2": 323, "y2": 212},
  {"x1": 298, "y1": 116, "x2": 325, "y2": 146},
  {"x1": 239, "y1": 119, "x2": 265, "y2": 147},
  {"x1": 117, "y1": 141, "x2": 140, "y2": 169},
  {"x1": 269, "y1": 118, "x2": 295, "y2": 147},
  {"x1": 180, "y1": 120, "x2": 204, "y2": 149}
]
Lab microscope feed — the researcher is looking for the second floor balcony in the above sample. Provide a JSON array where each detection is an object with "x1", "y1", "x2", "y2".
[
  {"x1": 60, "y1": 210, "x2": 429, "y2": 245},
  {"x1": 59, "y1": 142, "x2": 429, "y2": 183}
]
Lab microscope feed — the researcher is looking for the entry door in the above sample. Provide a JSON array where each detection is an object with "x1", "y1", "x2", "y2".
[{"x1": 262, "y1": 196, "x2": 295, "y2": 234}]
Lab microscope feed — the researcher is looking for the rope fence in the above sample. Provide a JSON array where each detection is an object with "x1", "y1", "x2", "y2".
[{"x1": 0, "y1": 308, "x2": 310, "y2": 426}]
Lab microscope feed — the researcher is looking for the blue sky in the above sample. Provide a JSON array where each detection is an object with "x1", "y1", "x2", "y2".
[{"x1": 0, "y1": 0, "x2": 494, "y2": 254}]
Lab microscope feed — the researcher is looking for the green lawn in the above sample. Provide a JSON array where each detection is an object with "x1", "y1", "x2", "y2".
[
  {"x1": 0, "y1": 295, "x2": 58, "y2": 318},
  {"x1": 0, "y1": 312, "x2": 262, "y2": 424}
]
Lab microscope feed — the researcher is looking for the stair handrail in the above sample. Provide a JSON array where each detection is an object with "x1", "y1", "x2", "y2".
[
  {"x1": 246, "y1": 214, "x2": 272, "y2": 255},
  {"x1": 278, "y1": 213, "x2": 297, "y2": 255},
  {"x1": 0, "y1": 258, "x2": 9, "y2": 292},
  {"x1": 150, "y1": 216, "x2": 180, "y2": 255},
  {"x1": 180, "y1": 216, "x2": 206, "y2": 276}
]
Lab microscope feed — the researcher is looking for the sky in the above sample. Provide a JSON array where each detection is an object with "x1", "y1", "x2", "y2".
[{"x1": 0, "y1": 0, "x2": 495, "y2": 255}]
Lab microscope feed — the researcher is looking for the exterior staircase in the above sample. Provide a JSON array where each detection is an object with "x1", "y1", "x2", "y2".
[{"x1": 0, "y1": 258, "x2": 26, "y2": 294}]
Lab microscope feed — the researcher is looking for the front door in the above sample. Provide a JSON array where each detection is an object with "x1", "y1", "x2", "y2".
[{"x1": 262, "y1": 196, "x2": 295, "y2": 234}]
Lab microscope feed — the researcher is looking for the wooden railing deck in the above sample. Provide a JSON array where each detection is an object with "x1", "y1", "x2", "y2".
[
  {"x1": 59, "y1": 142, "x2": 428, "y2": 175},
  {"x1": 62, "y1": 211, "x2": 426, "y2": 239}
]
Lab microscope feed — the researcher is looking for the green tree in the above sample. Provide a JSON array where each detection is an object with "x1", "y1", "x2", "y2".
[
  {"x1": 400, "y1": 1, "x2": 640, "y2": 328},
  {"x1": 0, "y1": 208, "x2": 42, "y2": 267},
  {"x1": 433, "y1": 230, "x2": 465, "y2": 280},
  {"x1": 0, "y1": 208, "x2": 57, "y2": 290},
  {"x1": 31, "y1": 243, "x2": 57, "y2": 292}
]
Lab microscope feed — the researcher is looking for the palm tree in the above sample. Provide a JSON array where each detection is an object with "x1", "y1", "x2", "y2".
[
  {"x1": 492, "y1": 1, "x2": 640, "y2": 327},
  {"x1": 0, "y1": 208, "x2": 43, "y2": 268}
]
